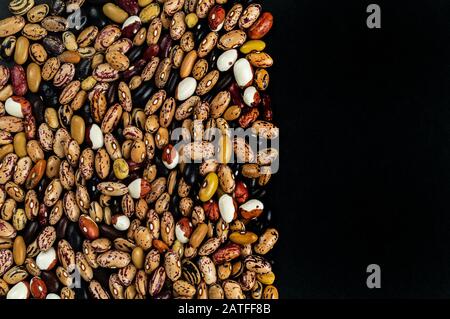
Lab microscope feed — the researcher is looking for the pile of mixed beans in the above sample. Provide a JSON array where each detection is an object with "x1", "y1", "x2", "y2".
[{"x1": 0, "y1": 0, "x2": 279, "y2": 299}]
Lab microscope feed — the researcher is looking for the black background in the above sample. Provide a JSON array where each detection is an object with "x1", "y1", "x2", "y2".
[
  {"x1": 264, "y1": 0, "x2": 450, "y2": 298},
  {"x1": 2, "y1": 0, "x2": 450, "y2": 299},
  {"x1": 268, "y1": 1, "x2": 450, "y2": 298}
]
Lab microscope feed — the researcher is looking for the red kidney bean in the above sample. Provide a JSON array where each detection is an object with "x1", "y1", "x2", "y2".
[
  {"x1": 248, "y1": 12, "x2": 274, "y2": 40},
  {"x1": 122, "y1": 17, "x2": 142, "y2": 39},
  {"x1": 208, "y1": 5, "x2": 226, "y2": 32},
  {"x1": 38, "y1": 203, "x2": 49, "y2": 227},
  {"x1": 127, "y1": 160, "x2": 144, "y2": 172},
  {"x1": 203, "y1": 200, "x2": 220, "y2": 222},
  {"x1": 117, "y1": 0, "x2": 139, "y2": 15},
  {"x1": 122, "y1": 58, "x2": 147, "y2": 80},
  {"x1": 261, "y1": 93, "x2": 273, "y2": 121},
  {"x1": 159, "y1": 34, "x2": 173, "y2": 59},
  {"x1": 228, "y1": 82, "x2": 245, "y2": 109},
  {"x1": 11, "y1": 64, "x2": 28, "y2": 96},
  {"x1": 234, "y1": 181, "x2": 249, "y2": 204},
  {"x1": 99, "y1": 224, "x2": 124, "y2": 241},
  {"x1": 143, "y1": 44, "x2": 160, "y2": 60}
]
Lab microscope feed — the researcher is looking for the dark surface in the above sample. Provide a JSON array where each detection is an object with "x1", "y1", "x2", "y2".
[
  {"x1": 264, "y1": 0, "x2": 450, "y2": 298},
  {"x1": 2, "y1": 0, "x2": 450, "y2": 299}
]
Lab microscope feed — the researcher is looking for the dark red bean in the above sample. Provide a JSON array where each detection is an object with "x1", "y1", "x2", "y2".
[
  {"x1": 11, "y1": 64, "x2": 27, "y2": 96},
  {"x1": 99, "y1": 224, "x2": 124, "y2": 241},
  {"x1": 261, "y1": 93, "x2": 273, "y2": 121},
  {"x1": 122, "y1": 58, "x2": 146, "y2": 80},
  {"x1": 56, "y1": 216, "x2": 69, "y2": 240},
  {"x1": 159, "y1": 34, "x2": 173, "y2": 59},
  {"x1": 127, "y1": 160, "x2": 144, "y2": 172},
  {"x1": 117, "y1": 0, "x2": 139, "y2": 15},
  {"x1": 143, "y1": 44, "x2": 160, "y2": 60},
  {"x1": 229, "y1": 82, "x2": 245, "y2": 109},
  {"x1": 122, "y1": 19, "x2": 142, "y2": 39},
  {"x1": 38, "y1": 203, "x2": 49, "y2": 227}
]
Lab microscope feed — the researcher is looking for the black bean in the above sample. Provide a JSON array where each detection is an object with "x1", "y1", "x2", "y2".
[
  {"x1": 82, "y1": 5, "x2": 108, "y2": 29},
  {"x1": 82, "y1": 102, "x2": 94, "y2": 126},
  {"x1": 228, "y1": 120, "x2": 239, "y2": 129},
  {"x1": 251, "y1": 188, "x2": 267, "y2": 199},
  {"x1": 36, "y1": 177, "x2": 48, "y2": 202},
  {"x1": 214, "y1": 71, "x2": 234, "y2": 93},
  {"x1": 159, "y1": 34, "x2": 173, "y2": 59},
  {"x1": 26, "y1": 93, "x2": 45, "y2": 125},
  {"x1": 230, "y1": 162, "x2": 241, "y2": 176},
  {"x1": 86, "y1": 175, "x2": 101, "y2": 199},
  {"x1": 127, "y1": 45, "x2": 144, "y2": 64},
  {"x1": 21, "y1": 220, "x2": 39, "y2": 245},
  {"x1": 106, "y1": 81, "x2": 118, "y2": 105},
  {"x1": 99, "y1": 224, "x2": 124, "y2": 241},
  {"x1": 154, "y1": 152, "x2": 170, "y2": 177},
  {"x1": 108, "y1": 197, "x2": 121, "y2": 215},
  {"x1": 203, "y1": 93, "x2": 214, "y2": 104},
  {"x1": 41, "y1": 271, "x2": 61, "y2": 294},
  {"x1": 51, "y1": 0, "x2": 66, "y2": 15},
  {"x1": 170, "y1": 193, "x2": 181, "y2": 218},
  {"x1": 56, "y1": 216, "x2": 69, "y2": 240},
  {"x1": 92, "y1": 268, "x2": 113, "y2": 291},
  {"x1": 133, "y1": 81, "x2": 154, "y2": 106},
  {"x1": 39, "y1": 82, "x2": 59, "y2": 108},
  {"x1": 263, "y1": 208, "x2": 273, "y2": 224},
  {"x1": 166, "y1": 72, "x2": 179, "y2": 96},
  {"x1": 183, "y1": 163, "x2": 198, "y2": 186},
  {"x1": 154, "y1": 290, "x2": 172, "y2": 299},
  {"x1": 194, "y1": 21, "x2": 209, "y2": 45},
  {"x1": 43, "y1": 35, "x2": 65, "y2": 56},
  {"x1": 66, "y1": 222, "x2": 83, "y2": 252},
  {"x1": 209, "y1": 48, "x2": 221, "y2": 69},
  {"x1": 76, "y1": 59, "x2": 92, "y2": 81},
  {"x1": 75, "y1": 282, "x2": 90, "y2": 300}
]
